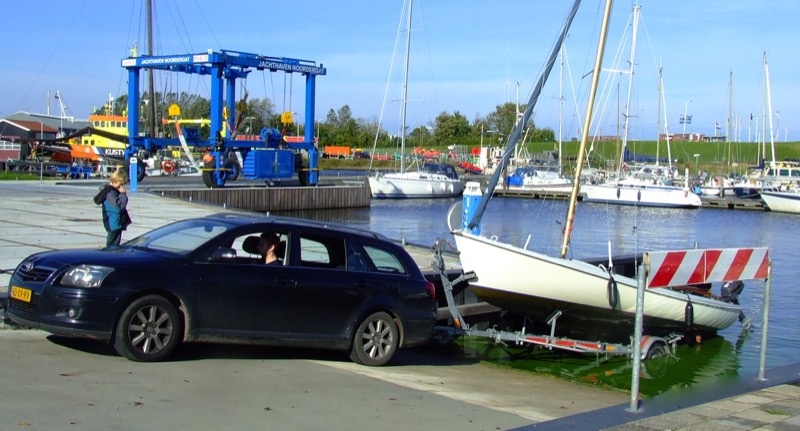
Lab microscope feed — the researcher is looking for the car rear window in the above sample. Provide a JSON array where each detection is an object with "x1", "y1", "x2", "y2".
[{"x1": 362, "y1": 244, "x2": 407, "y2": 274}]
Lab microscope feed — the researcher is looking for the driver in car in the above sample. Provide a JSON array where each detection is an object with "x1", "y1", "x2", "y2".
[{"x1": 258, "y1": 233, "x2": 282, "y2": 265}]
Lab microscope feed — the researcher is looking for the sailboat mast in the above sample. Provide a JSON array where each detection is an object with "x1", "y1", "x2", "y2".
[
  {"x1": 656, "y1": 68, "x2": 661, "y2": 167},
  {"x1": 560, "y1": 0, "x2": 614, "y2": 259},
  {"x1": 618, "y1": 3, "x2": 640, "y2": 173},
  {"x1": 727, "y1": 71, "x2": 733, "y2": 170},
  {"x1": 764, "y1": 52, "x2": 776, "y2": 166},
  {"x1": 399, "y1": 0, "x2": 413, "y2": 174},
  {"x1": 558, "y1": 45, "x2": 564, "y2": 173},
  {"x1": 146, "y1": 0, "x2": 157, "y2": 138},
  {"x1": 660, "y1": 68, "x2": 673, "y2": 170}
]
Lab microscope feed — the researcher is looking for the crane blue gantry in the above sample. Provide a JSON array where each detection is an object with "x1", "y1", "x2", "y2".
[{"x1": 121, "y1": 49, "x2": 326, "y2": 190}]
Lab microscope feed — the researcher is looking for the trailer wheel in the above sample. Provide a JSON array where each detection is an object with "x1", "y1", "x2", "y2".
[
  {"x1": 349, "y1": 311, "x2": 398, "y2": 366},
  {"x1": 645, "y1": 342, "x2": 668, "y2": 359},
  {"x1": 433, "y1": 329, "x2": 452, "y2": 346}
]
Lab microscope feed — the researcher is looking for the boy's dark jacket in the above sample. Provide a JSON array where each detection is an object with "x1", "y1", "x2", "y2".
[{"x1": 94, "y1": 184, "x2": 132, "y2": 231}]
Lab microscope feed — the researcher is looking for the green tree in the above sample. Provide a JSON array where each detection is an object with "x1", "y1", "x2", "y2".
[{"x1": 433, "y1": 111, "x2": 471, "y2": 146}]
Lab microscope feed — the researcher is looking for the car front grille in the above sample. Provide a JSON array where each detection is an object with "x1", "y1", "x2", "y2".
[{"x1": 14, "y1": 264, "x2": 55, "y2": 283}]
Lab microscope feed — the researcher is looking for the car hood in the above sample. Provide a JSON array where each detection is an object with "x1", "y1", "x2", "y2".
[{"x1": 20, "y1": 247, "x2": 181, "y2": 270}]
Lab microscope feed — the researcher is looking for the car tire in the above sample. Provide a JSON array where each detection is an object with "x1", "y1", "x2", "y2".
[
  {"x1": 349, "y1": 311, "x2": 398, "y2": 366},
  {"x1": 114, "y1": 295, "x2": 182, "y2": 362}
]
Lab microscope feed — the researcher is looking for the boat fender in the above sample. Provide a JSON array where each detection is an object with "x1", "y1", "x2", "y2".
[
  {"x1": 616, "y1": 187, "x2": 621, "y2": 199},
  {"x1": 684, "y1": 296, "x2": 694, "y2": 328},
  {"x1": 162, "y1": 160, "x2": 175, "y2": 174},
  {"x1": 607, "y1": 276, "x2": 619, "y2": 309}
]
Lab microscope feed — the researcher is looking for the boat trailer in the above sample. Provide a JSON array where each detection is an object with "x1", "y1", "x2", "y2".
[{"x1": 430, "y1": 239, "x2": 682, "y2": 360}]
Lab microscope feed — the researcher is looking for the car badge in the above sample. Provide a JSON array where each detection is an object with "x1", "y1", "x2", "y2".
[{"x1": 21, "y1": 262, "x2": 34, "y2": 272}]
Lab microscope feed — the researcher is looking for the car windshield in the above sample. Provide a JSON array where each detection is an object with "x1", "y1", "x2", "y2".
[{"x1": 123, "y1": 218, "x2": 232, "y2": 255}]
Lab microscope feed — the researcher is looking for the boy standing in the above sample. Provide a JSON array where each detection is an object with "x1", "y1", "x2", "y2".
[{"x1": 94, "y1": 169, "x2": 132, "y2": 247}]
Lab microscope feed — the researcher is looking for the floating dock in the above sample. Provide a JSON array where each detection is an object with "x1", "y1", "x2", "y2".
[{"x1": 493, "y1": 187, "x2": 768, "y2": 210}]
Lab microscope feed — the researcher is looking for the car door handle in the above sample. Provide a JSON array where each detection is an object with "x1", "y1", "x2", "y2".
[{"x1": 275, "y1": 277, "x2": 296, "y2": 287}]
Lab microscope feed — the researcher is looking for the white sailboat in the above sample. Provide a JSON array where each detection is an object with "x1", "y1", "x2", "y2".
[
  {"x1": 367, "y1": 0, "x2": 463, "y2": 199},
  {"x1": 450, "y1": 1, "x2": 766, "y2": 343},
  {"x1": 580, "y1": 5, "x2": 701, "y2": 209}
]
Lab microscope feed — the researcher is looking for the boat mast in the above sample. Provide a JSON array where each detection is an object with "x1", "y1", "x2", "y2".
[
  {"x1": 618, "y1": 3, "x2": 639, "y2": 173},
  {"x1": 399, "y1": 0, "x2": 413, "y2": 174},
  {"x1": 468, "y1": 0, "x2": 583, "y2": 230},
  {"x1": 560, "y1": 0, "x2": 614, "y2": 259},
  {"x1": 146, "y1": 0, "x2": 157, "y2": 138},
  {"x1": 727, "y1": 71, "x2": 733, "y2": 171},
  {"x1": 764, "y1": 52, "x2": 776, "y2": 167},
  {"x1": 558, "y1": 45, "x2": 564, "y2": 174},
  {"x1": 655, "y1": 68, "x2": 661, "y2": 167},
  {"x1": 660, "y1": 68, "x2": 673, "y2": 171}
]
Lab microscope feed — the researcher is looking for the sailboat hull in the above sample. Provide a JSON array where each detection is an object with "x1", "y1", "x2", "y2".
[
  {"x1": 760, "y1": 190, "x2": 800, "y2": 213},
  {"x1": 582, "y1": 182, "x2": 702, "y2": 208},
  {"x1": 452, "y1": 231, "x2": 742, "y2": 341},
  {"x1": 369, "y1": 173, "x2": 464, "y2": 198}
]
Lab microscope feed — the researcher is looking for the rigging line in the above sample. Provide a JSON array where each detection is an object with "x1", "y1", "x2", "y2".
[
  {"x1": 15, "y1": 0, "x2": 90, "y2": 113},
  {"x1": 369, "y1": 0, "x2": 409, "y2": 173},
  {"x1": 192, "y1": 0, "x2": 221, "y2": 48},
  {"x1": 118, "y1": 0, "x2": 139, "y2": 113},
  {"x1": 165, "y1": 0, "x2": 194, "y2": 53},
  {"x1": 469, "y1": 0, "x2": 583, "y2": 230}
]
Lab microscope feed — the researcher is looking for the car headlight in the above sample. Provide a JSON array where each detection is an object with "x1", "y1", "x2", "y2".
[{"x1": 60, "y1": 265, "x2": 115, "y2": 288}]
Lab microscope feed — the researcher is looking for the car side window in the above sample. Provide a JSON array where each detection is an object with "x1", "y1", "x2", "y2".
[
  {"x1": 297, "y1": 234, "x2": 345, "y2": 269},
  {"x1": 344, "y1": 241, "x2": 371, "y2": 272},
  {"x1": 362, "y1": 244, "x2": 407, "y2": 275},
  {"x1": 214, "y1": 231, "x2": 289, "y2": 265}
]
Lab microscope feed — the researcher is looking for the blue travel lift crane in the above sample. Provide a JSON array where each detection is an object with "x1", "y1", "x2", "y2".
[{"x1": 121, "y1": 49, "x2": 326, "y2": 190}]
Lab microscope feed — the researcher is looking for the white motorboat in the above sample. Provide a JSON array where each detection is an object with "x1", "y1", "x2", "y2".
[
  {"x1": 760, "y1": 188, "x2": 800, "y2": 214},
  {"x1": 506, "y1": 166, "x2": 573, "y2": 193}
]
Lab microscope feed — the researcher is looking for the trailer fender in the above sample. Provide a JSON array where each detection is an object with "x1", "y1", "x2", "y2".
[{"x1": 640, "y1": 336, "x2": 669, "y2": 359}]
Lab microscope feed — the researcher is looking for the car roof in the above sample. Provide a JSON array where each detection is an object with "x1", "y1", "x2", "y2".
[{"x1": 201, "y1": 212, "x2": 391, "y2": 241}]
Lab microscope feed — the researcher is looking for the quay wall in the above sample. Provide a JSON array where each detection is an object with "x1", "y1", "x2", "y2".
[{"x1": 158, "y1": 184, "x2": 371, "y2": 212}]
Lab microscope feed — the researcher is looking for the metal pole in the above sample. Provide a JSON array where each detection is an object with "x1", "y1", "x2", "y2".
[
  {"x1": 628, "y1": 261, "x2": 646, "y2": 412},
  {"x1": 758, "y1": 258, "x2": 772, "y2": 381}
]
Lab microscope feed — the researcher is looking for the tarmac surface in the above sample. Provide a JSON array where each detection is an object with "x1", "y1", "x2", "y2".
[{"x1": 1, "y1": 179, "x2": 799, "y2": 430}]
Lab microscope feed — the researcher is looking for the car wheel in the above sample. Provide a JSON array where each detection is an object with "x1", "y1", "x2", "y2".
[
  {"x1": 349, "y1": 311, "x2": 398, "y2": 366},
  {"x1": 114, "y1": 295, "x2": 182, "y2": 362}
]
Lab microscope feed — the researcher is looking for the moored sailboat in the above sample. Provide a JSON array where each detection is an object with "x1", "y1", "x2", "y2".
[
  {"x1": 367, "y1": 0, "x2": 463, "y2": 199},
  {"x1": 580, "y1": 5, "x2": 700, "y2": 209}
]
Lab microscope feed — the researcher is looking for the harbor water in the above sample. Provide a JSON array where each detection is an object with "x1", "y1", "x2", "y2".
[{"x1": 279, "y1": 196, "x2": 800, "y2": 396}]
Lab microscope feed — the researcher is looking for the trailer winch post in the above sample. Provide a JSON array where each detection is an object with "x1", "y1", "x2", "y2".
[
  {"x1": 758, "y1": 257, "x2": 773, "y2": 382},
  {"x1": 628, "y1": 262, "x2": 646, "y2": 413}
]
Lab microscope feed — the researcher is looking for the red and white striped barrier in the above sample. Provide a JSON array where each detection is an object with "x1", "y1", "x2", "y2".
[{"x1": 645, "y1": 248, "x2": 770, "y2": 288}]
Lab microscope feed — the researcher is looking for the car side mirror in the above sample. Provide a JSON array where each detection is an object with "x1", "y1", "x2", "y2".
[{"x1": 209, "y1": 246, "x2": 236, "y2": 261}]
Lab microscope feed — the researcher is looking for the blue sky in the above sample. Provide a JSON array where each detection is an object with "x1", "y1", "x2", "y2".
[{"x1": 2, "y1": 1, "x2": 796, "y2": 142}]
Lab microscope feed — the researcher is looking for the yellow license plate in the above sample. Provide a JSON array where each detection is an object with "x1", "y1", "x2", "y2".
[{"x1": 11, "y1": 286, "x2": 32, "y2": 303}]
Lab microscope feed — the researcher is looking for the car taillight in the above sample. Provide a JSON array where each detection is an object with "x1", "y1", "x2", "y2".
[{"x1": 424, "y1": 281, "x2": 436, "y2": 303}]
